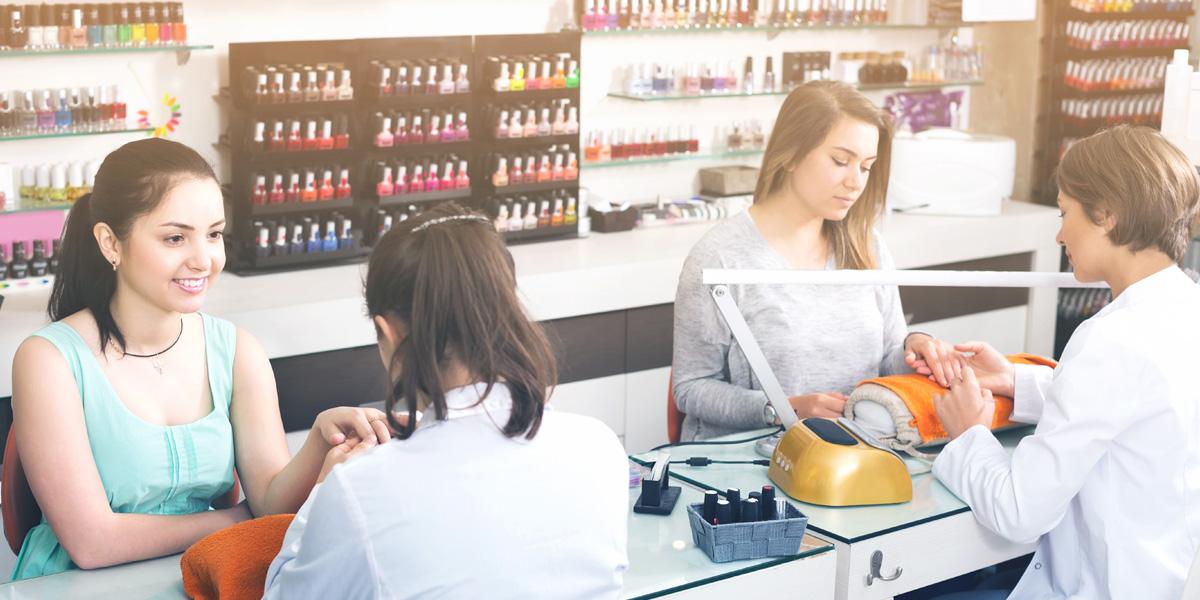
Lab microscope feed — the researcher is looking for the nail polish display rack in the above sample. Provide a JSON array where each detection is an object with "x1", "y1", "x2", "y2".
[
  {"x1": 223, "y1": 32, "x2": 581, "y2": 274},
  {"x1": 1035, "y1": 1, "x2": 1194, "y2": 205}
]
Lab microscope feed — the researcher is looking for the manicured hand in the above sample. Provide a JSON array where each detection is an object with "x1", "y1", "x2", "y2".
[
  {"x1": 788, "y1": 392, "x2": 848, "y2": 419},
  {"x1": 952, "y1": 341, "x2": 1016, "y2": 397},
  {"x1": 933, "y1": 367, "x2": 995, "y2": 440},
  {"x1": 313, "y1": 407, "x2": 392, "y2": 448},
  {"x1": 904, "y1": 333, "x2": 962, "y2": 387}
]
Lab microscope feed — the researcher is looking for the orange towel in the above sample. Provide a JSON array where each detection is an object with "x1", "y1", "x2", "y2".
[
  {"x1": 859, "y1": 354, "x2": 1057, "y2": 444},
  {"x1": 181, "y1": 514, "x2": 295, "y2": 600}
]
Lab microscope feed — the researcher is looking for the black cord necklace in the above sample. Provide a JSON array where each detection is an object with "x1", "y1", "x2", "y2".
[{"x1": 123, "y1": 318, "x2": 184, "y2": 375}]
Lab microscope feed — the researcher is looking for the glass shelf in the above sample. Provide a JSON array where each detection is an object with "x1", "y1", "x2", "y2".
[
  {"x1": 584, "y1": 21, "x2": 981, "y2": 36},
  {"x1": 0, "y1": 127, "x2": 153, "y2": 142},
  {"x1": 583, "y1": 148, "x2": 763, "y2": 169},
  {"x1": 1, "y1": 202, "x2": 74, "y2": 215},
  {"x1": 0, "y1": 44, "x2": 213, "y2": 61},
  {"x1": 608, "y1": 79, "x2": 983, "y2": 101}
]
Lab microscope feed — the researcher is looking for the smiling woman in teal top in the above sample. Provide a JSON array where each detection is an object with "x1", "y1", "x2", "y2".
[{"x1": 8, "y1": 139, "x2": 393, "y2": 580}]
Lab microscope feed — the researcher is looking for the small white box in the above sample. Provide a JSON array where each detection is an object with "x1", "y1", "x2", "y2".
[{"x1": 888, "y1": 129, "x2": 1016, "y2": 217}]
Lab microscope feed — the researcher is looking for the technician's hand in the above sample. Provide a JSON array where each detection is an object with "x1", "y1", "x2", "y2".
[
  {"x1": 905, "y1": 333, "x2": 962, "y2": 388},
  {"x1": 316, "y1": 436, "x2": 376, "y2": 484},
  {"x1": 788, "y1": 392, "x2": 848, "y2": 419},
  {"x1": 933, "y1": 367, "x2": 995, "y2": 440},
  {"x1": 952, "y1": 341, "x2": 1015, "y2": 397},
  {"x1": 313, "y1": 406, "x2": 392, "y2": 448}
]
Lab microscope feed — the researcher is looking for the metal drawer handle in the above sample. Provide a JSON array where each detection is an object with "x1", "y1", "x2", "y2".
[{"x1": 867, "y1": 550, "x2": 903, "y2": 586}]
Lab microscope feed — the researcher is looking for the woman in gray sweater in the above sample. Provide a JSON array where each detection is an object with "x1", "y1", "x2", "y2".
[{"x1": 672, "y1": 81, "x2": 961, "y2": 441}]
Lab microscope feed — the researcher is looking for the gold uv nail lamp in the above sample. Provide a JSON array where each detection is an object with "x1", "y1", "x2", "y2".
[{"x1": 767, "y1": 417, "x2": 911, "y2": 506}]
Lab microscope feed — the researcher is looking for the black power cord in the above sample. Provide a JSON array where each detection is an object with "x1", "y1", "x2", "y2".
[{"x1": 670, "y1": 457, "x2": 769, "y2": 467}]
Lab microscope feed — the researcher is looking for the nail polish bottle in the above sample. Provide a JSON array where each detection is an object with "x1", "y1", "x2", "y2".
[
  {"x1": 52, "y1": 4, "x2": 68, "y2": 48},
  {"x1": 425, "y1": 63, "x2": 439, "y2": 95},
  {"x1": 288, "y1": 223, "x2": 304, "y2": 255},
  {"x1": 428, "y1": 115, "x2": 441, "y2": 143},
  {"x1": 425, "y1": 163, "x2": 440, "y2": 192},
  {"x1": 495, "y1": 203, "x2": 510, "y2": 233},
  {"x1": 101, "y1": 4, "x2": 117, "y2": 46},
  {"x1": 537, "y1": 199, "x2": 551, "y2": 228},
  {"x1": 338, "y1": 68, "x2": 354, "y2": 100},
  {"x1": 508, "y1": 202, "x2": 524, "y2": 231},
  {"x1": 37, "y1": 91, "x2": 56, "y2": 131},
  {"x1": 268, "y1": 173, "x2": 285, "y2": 204},
  {"x1": 144, "y1": 3, "x2": 158, "y2": 44},
  {"x1": 493, "y1": 157, "x2": 509, "y2": 187},
  {"x1": 47, "y1": 163, "x2": 67, "y2": 203},
  {"x1": 67, "y1": 8, "x2": 86, "y2": 48},
  {"x1": 511, "y1": 62, "x2": 526, "y2": 92},
  {"x1": 284, "y1": 119, "x2": 302, "y2": 152},
  {"x1": 319, "y1": 170, "x2": 335, "y2": 201},
  {"x1": 551, "y1": 198, "x2": 565, "y2": 226},
  {"x1": 551, "y1": 153, "x2": 565, "y2": 180},
  {"x1": 536, "y1": 155, "x2": 552, "y2": 182},
  {"x1": 306, "y1": 220, "x2": 321, "y2": 253},
  {"x1": 456, "y1": 111, "x2": 469, "y2": 140},
  {"x1": 288, "y1": 70, "x2": 304, "y2": 103},
  {"x1": 509, "y1": 110, "x2": 522, "y2": 138},
  {"x1": 110, "y1": 85, "x2": 126, "y2": 127},
  {"x1": 394, "y1": 164, "x2": 408, "y2": 194},
  {"x1": 456, "y1": 159, "x2": 470, "y2": 188},
  {"x1": 524, "y1": 59, "x2": 539, "y2": 91},
  {"x1": 115, "y1": 3, "x2": 130, "y2": 45},
  {"x1": 321, "y1": 69, "x2": 338, "y2": 101},
  {"x1": 251, "y1": 174, "x2": 267, "y2": 206},
  {"x1": 441, "y1": 112, "x2": 455, "y2": 141},
  {"x1": 439, "y1": 64, "x2": 456, "y2": 95},
  {"x1": 510, "y1": 156, "x2": 524, "y2": 183},
  {"x1": 495, "y1": 62, "x2": 511, "y2": 92},
  {"x1": 537, "y1": 108, "x2": 552, "y2": 137},
  {"x1": 250, "y1": 121, "x2": 266, "y2": 152},
  {"x1": 496, "y1": 110, "x2": 509, "y2": 139},
  {"x1": 408, "y1": 164, "x2": 425, "y2": 194},
  {"x1": 599, "y1": 134, "x2": 612, "y2": 161},
  {"x1": 565, "y1": 107, "x2": 579, "y2": 135},
  {"x1": 524, "y1": 201, "x2": 539, "y2": 229},
  {"x1": 440, "y1": 160, "x2": 454, "y2": 189},
  {"x1": 376, "y1": 65, "x2": 393, "y2": 97},
  {"x1": 39, "y1": 4, "x2": 59, "y2": 50},
  {"x1": 129, "y1": 2, "x2": 144, "y2": 45},
  {"x1": 375, "y1": 115, "x2": 394, "y2": 148},
  {"x1": 410, "y1": 114, "x2": 425, "y2": 144},
  {"x1": 523, "y1": 108, "x2": 538, "y2": 137},
  {"x1": 455, "y1": 63, "x2": 470, "y2": 93},
  {"x1": 375, "y1": 164, "x2": 395, "y2": 198},
  {"x1": 335, "y1": 167, "x2": 352, "y2": 198},
  {"x1": 32, "y1": 164, "x2": 50, "y2": 203},
  {"x1": 332, "y1": 115, "x2": 350, "y2": 149},
  {"x1": 285, "y1": 171, "x2": 301, "y2": 203},
  {"x1": 303, "y1": 120, "x2": 320, "y2": 151},
  {"x1": 322, "y1": 221, "x2": 339, "y2": 252},
  {"x1": 565, "y1": 196, "x2": 578, "y2": 225},
  {"x1": 157, "y1": 2, "x2": 172, "y2": 44},
  {"x1": 566, "y1": 59, "x2": 581, "y2": 88},
  {"x1": 339, "y1": 218, "x2": 355, "y2": 250},
  {"x1": 319, "y1": 119, "x2": 334, "y2": 150},
  {"x1": 265, "y1": 120, "x2": 283, "y2": 152},
  {"x1": 304, "y1": 69, "x2": 321, "y2": 102},
  {"x1": 386, "y1": 113, "x2": 404, "y2": 145},
  {"x1": 301, "y1": 170, "x2": 318, "y2": 202},
  {"x1": 553, "y1": 59, "x2": 568, "y2": 89},
  {"x1": 763, "y1": 56, "x2": 776, "y2": 93},
  {"x1": 169, "y1": 2, "x2": 185, "y2": 43},
  {"x1": 565, "y1": 152, "x2": 579, "y2": 179}
]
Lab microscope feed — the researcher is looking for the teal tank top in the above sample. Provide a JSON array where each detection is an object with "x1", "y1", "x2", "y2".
[{"x1": 11, "y1": 313, "x2": 237, "y2": 581}]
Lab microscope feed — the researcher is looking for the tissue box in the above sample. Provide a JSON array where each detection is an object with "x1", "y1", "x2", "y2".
[
  {"x1": 589, "y1": 206, "x2": 639, "y2": 233},
  {"x1": 699, "y1": 166, "x2": 759, "y2": 197}
]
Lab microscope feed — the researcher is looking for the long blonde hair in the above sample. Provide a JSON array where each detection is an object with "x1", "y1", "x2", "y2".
[{"x1": 754, "y1": 81, "x2": 894, "y2": 269}]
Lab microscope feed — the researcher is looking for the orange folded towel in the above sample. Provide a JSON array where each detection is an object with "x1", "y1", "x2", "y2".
[
  {"x1": 858, "y1": 354, "x2": 1056, "y2": 444},
  {"x1": 181, "y1": 514, "x2": 295, "y2": 600}
]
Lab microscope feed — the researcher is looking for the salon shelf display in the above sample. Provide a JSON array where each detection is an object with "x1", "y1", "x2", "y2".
[
  {"x1": 0, "y1": 126, "x2": 153, "y2": 142},
  {"x1": 377, "y1": 189, "x2": 473, "y2": 207},
  {"x1": 607, "y1": 79, "x2": 983, "y2": 101},
  {"x1": 583, "y1": 148, "x2": 764, "y2": 168}
]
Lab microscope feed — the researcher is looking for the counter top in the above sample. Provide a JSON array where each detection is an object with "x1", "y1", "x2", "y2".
[{"x1": 0, "y1": 201, "x2": 1061, "y2": 398}]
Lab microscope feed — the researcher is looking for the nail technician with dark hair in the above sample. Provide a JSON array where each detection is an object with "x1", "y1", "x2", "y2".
[
  {"x1": 672, "y1": 80, "x2": 961, "y2": 441},
  {"x1": 933, "y1": 126, "x2": 1200, "y2": 599},
  {"x1": 265, "y1": 203, "x2": 629, "y2": 599},
  {"x1": 8, "y1": 138, "x2": 390, "y2": 580}
]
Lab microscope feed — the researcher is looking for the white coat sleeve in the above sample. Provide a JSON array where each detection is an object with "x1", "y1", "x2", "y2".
[
  {"x1": 1010, "y1": 363, "x2": 1055, "y2": 424},
  {"x1": 263, "y1": 470, "x2": 383, "y2": 599},
  {"x1": 932, "y1": 325, "x2": 1144, "y2": 545}
]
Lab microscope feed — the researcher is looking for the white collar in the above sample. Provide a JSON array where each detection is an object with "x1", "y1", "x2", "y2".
[
  {"x1": 1098, "y1": 264, "x2": 1190, "y2": 317},
  {"x1": 415, "y1": 382, "x2": 514, "y2": 429}
]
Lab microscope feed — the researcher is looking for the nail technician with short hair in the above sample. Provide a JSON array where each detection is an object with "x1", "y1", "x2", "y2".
[
  {"x1": 933, "y1": 126, "x2": 1200, "y2": 599},
  {"x1": 672, "y1": 80, "x2": 960, "y2": 441}
]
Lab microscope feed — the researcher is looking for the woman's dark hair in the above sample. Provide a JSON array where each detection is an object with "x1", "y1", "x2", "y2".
[
  {"x1": 365, "y1": 203, "x2": 558, "y2": 441},
  {"x1": 48, "y1": 138, "x2": 218, "y2": 353}
]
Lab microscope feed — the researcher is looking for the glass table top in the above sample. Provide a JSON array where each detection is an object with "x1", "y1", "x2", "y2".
[
  {"x1": 632, "y1": 426, "x2": 1032, "y2": 543},
  {"x1": 623, "y1": 479, "x2": 832, "y2": 598}
]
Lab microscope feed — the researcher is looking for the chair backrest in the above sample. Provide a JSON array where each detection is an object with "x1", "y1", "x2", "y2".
[
  {"x1": 1, "y1": 426, "x2": 242, "y2": 556},
  {"x1": 2, "y1": 428, "x2": 42, "y2": 555},
  {"x1": 666, "y1": 372, "x2": 684, "y2": 444}
]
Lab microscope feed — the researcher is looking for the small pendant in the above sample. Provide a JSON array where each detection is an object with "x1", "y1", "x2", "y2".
[{"x1": 152, "y1": 358, "x2": 163, "y2": 375}]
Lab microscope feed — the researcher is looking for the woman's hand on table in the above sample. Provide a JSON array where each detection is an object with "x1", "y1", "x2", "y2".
[
  {"x1": 788, "y1": 392, "x2": 848, "y2": 419},
  {"x1": 951, "y1": 341, "x2": 1016, "y2": 397},
  {"x1": 933, "y1": 367, "x2": 995, "y2": 440},
  {"x1": 313, "y1": 407, "x2": 393, "y2": 448},
  {"x1": 904, "y1": 333, "x2": 963, "y2": 387}
]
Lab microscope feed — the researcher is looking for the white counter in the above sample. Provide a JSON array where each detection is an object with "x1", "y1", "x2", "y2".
[{"x1": 0, "y1": 201, "x2": 1062, "y2": 399}]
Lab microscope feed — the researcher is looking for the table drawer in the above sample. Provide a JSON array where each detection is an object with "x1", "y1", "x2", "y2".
[
  {"x1": 839, "y1": 512, "x2": 1035, "y2": 600},
  {"x1": 655, "y1": 550, "x2": 837, "y2": 600}
]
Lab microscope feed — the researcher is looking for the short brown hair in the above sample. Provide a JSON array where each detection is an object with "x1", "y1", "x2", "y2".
[
  {"x1": 1057, "y1": 125, "x2": 1200, "y2": 261},
  {"x1": 753, "y1": 81, "x2": 894, "y2": 269},
  {"x1": 365, "y1": 203, "x2": 557, "y2": 440}
]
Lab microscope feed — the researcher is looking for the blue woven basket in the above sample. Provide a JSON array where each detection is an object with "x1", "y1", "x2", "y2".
[{"x1": 686, "y1": 501, "x2": 809, "y2": 563}]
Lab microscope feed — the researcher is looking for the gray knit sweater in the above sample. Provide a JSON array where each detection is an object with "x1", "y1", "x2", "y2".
[{"x1": 672, "y1": 211, "x2": 910, "y2": 441}]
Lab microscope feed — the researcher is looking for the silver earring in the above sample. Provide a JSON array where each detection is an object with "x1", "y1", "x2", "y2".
[{"x1": 111, "y1": 261, "x2": 118, "y2": 271}]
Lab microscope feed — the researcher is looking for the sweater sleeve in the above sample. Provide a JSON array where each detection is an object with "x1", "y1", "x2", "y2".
[
  {"x1": 671, "y1": 246, "x2": 772, "y2": 434},
  {"x1": 875, "y1": 234, "x2": 911, "y2": 376}
]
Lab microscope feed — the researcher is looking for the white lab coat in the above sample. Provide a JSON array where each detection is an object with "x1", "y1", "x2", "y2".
[
  {"x1": 264, "y1": 383, "x2": 630, "y2": 599},
  {"x1": 934, "y1": 266, "x2": 1200, "y2": 599}
]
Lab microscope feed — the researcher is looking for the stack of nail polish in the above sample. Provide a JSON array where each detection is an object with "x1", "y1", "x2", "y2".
[
  {"x1": 0, "y1": 86, "x2": 127, "y2": 137},
  {"x1": 580, "y1": 0, "x2": 890, "y2": 31},
  {"x1": 621, "y1": 57, "x2": 780, "y2": 97},
  {"x1": 1064, "y1": 56, "x2": 1167, "y2": 92},
  {"x1": 372, "y1": 156, "x2": 471, "y2": 198},
  {"x1": 0, "y1": 3, "x2": 189, "y2": 51},
  {"x1": 1060, "y1": 93, "x2": 1162, "y2": 129},
  {"x1": 1070, "y1": 0, "x2": 1194, "y2": 13},
  {"x1": 487, "y1": 53, "x2": 580, "y2": 92},
  {"x1": 1065, "y1": 19, "x2": 1190, "y2": 51},
  {"x1": 490, "y1": 145, "x2": 578, "y2": 187},
  {"x1": 0, "y1": 239, "x2": 59, "y2": 281},
  {"x1": 242, "y1": 63, "x2": 354, "y2": 105},
  {"x1": 249, "y1": 167, "x2": 353, "y2": 207},
  {"x1": 252, "y1": 214, "x2": 358, "y2": 259},
  {"x1": 492, "y1": 191, "x2": 578, "y2": 233},
  {"x1": 249, "y1": 115, "x2": 351, "y2": 153},
  {"x1": 366, "y1": 59, "x2": 470, "y2": 97},
  {"x1": 371, "y1": 108, "x2": 469, "y2": 148},
  {"x1": 491, "y1": 99, "x2": 579, "y2": 140},
  {"x1": 12, "y1": 160, "x2": 99, "y2": 206}
]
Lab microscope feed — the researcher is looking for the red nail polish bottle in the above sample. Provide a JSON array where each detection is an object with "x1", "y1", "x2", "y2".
[
  {"x1": 251, "y1": 121, "x2": 266, "y2": 153},
  {"x1": 394, "y1": 114, "x2": 410, "y2": 145},
  {"x1": 268, "y1": 174, "x2": 285, "y2": 204},
  {"x1": 440, "y1": 161, "x2": 454, "y2": 189},
  {"x1": 301, "y1": 171, "x2": 318, "y2": 202},
  {"x1": 395, "y1": 165, "x2": 408, "y2": 194},
  {"x1": 335, "y1": 168, "x2": 352, "y2": 199},
  {"x1": 318, "y1": 170, "x2": 335, "y2": 201},
  {"x1": 428, "y1": 115, "x2": 441, "y2": 143},
  {"x1": 409, "y1": 165, "x2": 425, "y2": 194},
  {"x1": 376, "y1": 165, "x2": 395, "y2": 197},
  {"x1": 251, "y1": 175, "x2": 267, "y2": 206},
  {"x1": 426, "y1": 164, "x2": 441, "y2": 192},
  {"x1": 410, "y1": 115, "x2": 425, "y2": 144},
  {"x1": 456, "y1": 160, "x2": 470, "y2": 189},
  {"x1": 303, "y1": 120, "x2": 320, "y2": 151},
  {"x1": 286, "y1": 172, "x2": 301, "y2": 203},
  {"x1": 270, "y1": 121, "x2": 286, "y2": 152},
  {"x1": 318, "y1": 120, "x2": 334, "y2": 150},
  {"x1": 287, "y1": 120, "x2": 303, "y2": 152}
]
